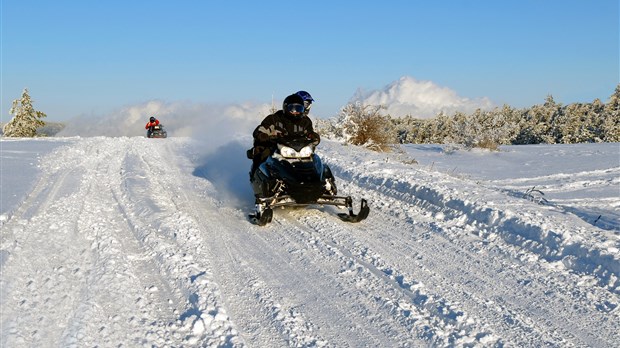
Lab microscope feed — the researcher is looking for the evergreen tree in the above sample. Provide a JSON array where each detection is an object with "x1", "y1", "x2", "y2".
[
  {"x1": 496, "y1": 105, "x2": 522, "y2": 144},
  {"x1": 603, "y1": 84, "x2": 620, "y2": 142},
  {"x1": 515, "y1": 95, "x2": 559, "y2": 144},
  {"x1": 562, "y1": 103, "x2": 592, "y2": 143},
  {"x1": 447, "y1": 111, "x2": 472, "y2": 146},
  {"x1": 428, "y1": 113, "x2": 453, "y2": 144},
  {"x1": 588, "y1": 99, "x2": 606, "y2": 142},
  {"x1": 3, "y1": 89, "x2": 47, "y2": 137}
]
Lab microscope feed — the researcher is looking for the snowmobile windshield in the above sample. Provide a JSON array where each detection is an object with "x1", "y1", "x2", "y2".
[
  {"x1": 285, "y1": 103, "x2": 305, "y2": 115},
  {"x1": 277, "y1": 137, "x2": 314, "y2": 152}
]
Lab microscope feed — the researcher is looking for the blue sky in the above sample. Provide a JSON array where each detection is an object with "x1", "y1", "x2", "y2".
[{"x1": 1, "y1": 0, "x2": 618, "y2": 121}]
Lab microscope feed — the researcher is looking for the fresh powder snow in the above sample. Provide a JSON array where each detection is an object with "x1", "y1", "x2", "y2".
[{"x1": 1, "y1": 136, "x2": 618, "y2": 347}]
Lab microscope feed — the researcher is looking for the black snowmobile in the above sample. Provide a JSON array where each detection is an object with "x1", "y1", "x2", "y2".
[
  {"x1": 249, "y1": 136, "x2": 369, "y2": 226},
  {"x1": 147, "y1": 124, "x2": 167, "y2": 138}
]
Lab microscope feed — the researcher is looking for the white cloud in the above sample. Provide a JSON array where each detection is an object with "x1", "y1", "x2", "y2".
[{"x1": 351, "y1": 76, "x2": 495, "y2": 118}]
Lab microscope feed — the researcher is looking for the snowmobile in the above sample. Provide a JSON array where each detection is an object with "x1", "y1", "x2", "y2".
[
  {"x1": 147, "y1": 124, "x2": 167, "y2": 138},
  {"x1": 248, "y1": 136, "x2": 369, "y2": 226}
]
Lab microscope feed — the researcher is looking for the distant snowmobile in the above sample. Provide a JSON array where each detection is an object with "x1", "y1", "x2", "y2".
[
  {"x1": 249, "y1": 136, "x2": 369, "y2": 226},
  {"x1": 147, "y1": 124, "x2": 167, "y2": 138}
]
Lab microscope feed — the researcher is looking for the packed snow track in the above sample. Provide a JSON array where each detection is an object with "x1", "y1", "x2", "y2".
[{"x1": 1, "y1": 137, "x2": 618, "y2": 347}]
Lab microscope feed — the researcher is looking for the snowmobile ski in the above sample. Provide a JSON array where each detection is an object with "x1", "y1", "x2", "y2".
[
  {"x1": 249, "y1": 209, "x2": 273, "y2": 226},
  {"x1": 338, "y1": 198, "x2": 370, "y2": 223}
]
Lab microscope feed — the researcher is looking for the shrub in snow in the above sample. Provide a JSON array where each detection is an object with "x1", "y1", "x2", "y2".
[{"x1": 335, "y1": 102, "x2": 395, "y2": 152}]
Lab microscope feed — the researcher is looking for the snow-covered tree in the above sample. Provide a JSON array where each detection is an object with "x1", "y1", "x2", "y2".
[
  {"x1": 561, "y1": 103, "x2": 592, "y2": 143},
  {"x1": 603, "y1": 84, "x2": 620, "y2": 142},
  {"x1": 427, "y1": 113, "x2": 454, "y2": 144},
  {"x1": 3, "y1": 89, "x2": 47, "y2": 137},
  {"x1": 514, "y1": 95, "x2": 561, "y2": 144},
  {"x1": 314, "y1": 117, "x2": 341, "y2": 140}
]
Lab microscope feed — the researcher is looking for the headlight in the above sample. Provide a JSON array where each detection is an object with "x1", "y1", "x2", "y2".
[
  {"x1": 280, "y1": 146, "x2": 298, "y2": 158},
  {"x1": 279, "y1": 145, "x2": 314, "y2": 158},
  {"x1": 298, "y1": 146, "x2": 313, "y2": 157}
]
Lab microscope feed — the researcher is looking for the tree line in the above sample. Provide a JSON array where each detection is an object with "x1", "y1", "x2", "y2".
[
  {"x1": 317, "y1": 84, "x2": 620, "y2": 151},
  {"x1": 4, "y1": 85, "x2": 620, "y2": 146}
]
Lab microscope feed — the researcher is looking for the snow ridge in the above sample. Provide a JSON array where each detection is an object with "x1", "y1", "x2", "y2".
[{"x1": 322, "y1": 143, "x2": 619, "y2": 295}]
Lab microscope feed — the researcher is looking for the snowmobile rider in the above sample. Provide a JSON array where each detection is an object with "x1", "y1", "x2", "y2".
[
  {"x1": 145, "y1": 116, "x2": 159, "y2": 137},
  {"x1": 249, "y1": 93, "x2": 320, "y2": 178},
  {"x1": 295, "y1": 90, "x2": 314, "y2": 116}
]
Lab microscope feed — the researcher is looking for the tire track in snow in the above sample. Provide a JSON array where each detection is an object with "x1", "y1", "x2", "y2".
[
  {"x1": 112, "y1": 138, "x2": 244, "y2": 347},
  {"x1": 1, "y1": 163, "x2": 93, "y2": 346},
  {"x1": 307, "y1": 174, "x2": 618, "y2": 347},
  {"x1": 256, "y1": 210, "x2": 420, "y2": 347},
  {"x1": 176, "y1": 141, "x2": 363, "y2": 347},
  {"x1": 177, "y1": 146, "x2": 423, "y2": 346},
  {"x1": 1, "y1": 138, "x2": 178, "y2": 346},
  {"x1": 59, "y1": 139, "x2": 178, "y2": 346},
  {"x1": 189, "y1": 209, "x2": 336, "y2": 347},
  {"x1": 288, "y1": 207, "x2": 501, "y2": 347},
  {"x1": 327, "y1": 152, "x2": 619, "y2": 295}
]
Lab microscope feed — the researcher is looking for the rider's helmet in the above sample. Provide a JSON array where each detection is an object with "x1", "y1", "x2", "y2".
[
  {"x1": 282, "y1": 94, "x2": 305, "y2": 118},
  {"x1": 149, "y1": 116, "x2": 156, "y2": 123},
  {"x1": 296, "y1": 91, "x2": 314, "y2": 115}
]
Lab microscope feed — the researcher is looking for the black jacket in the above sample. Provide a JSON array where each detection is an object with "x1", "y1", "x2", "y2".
[{"x1": 252, "y1": 110, "x2": 319, "y2": 148}]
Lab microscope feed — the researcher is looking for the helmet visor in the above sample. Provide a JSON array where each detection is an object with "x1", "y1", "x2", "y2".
[{"x1": 286, "y1": 103, "x2": 305, "y2": 115}]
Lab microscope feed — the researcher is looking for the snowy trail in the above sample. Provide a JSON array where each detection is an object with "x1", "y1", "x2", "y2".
[
  {"x1": 2, "y1": 138, "x2": 181, "y2": 346},
  {"x1": 1, "y1": 137, "x2": 618, "y2": 347},
  {"x1": 303, "y1": 180, "x2": 616, "y2": 347}
]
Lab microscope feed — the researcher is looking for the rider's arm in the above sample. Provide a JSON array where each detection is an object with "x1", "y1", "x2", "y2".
[
  {"x1": 254, "y1": 115, "x2": 283, "y2": 142},
  {"x1": 302, "y1": 117, "x2": 320, "y2": 145}
]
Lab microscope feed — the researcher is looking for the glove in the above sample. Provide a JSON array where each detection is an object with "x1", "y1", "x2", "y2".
[
  {"x1": 307, "y1": 131, "x2": 320, "y2": 144},
  {"x1": 257, "y1": 133, "x2": 269, "y2": 142}
]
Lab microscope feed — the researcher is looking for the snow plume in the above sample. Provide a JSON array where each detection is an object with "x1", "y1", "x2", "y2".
[
  {"x1": 57, "y1": 100, "x2": 270, "y2": 208},
  {"x1": 58, "y1": 100, "x2": 271, "y2": 144},
  {"x1": 192, "y1": 139, "x2": 256, "y2": 209},
  {"x1": 58, "y1": 100, "x2": 270, "y2": 205},
  {"x1": 352, "y1": 76, "x2": 494, "y2": 118}
]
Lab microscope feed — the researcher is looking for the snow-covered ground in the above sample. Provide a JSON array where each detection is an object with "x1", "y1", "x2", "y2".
[{"x1": 1, "y1": 136, "x2": 618, "y2": 347}]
